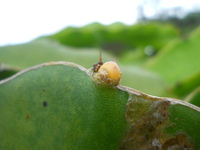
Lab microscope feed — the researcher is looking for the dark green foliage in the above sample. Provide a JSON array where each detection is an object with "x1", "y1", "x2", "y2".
[
  {"x1": 0, "y1": 70, "x2": 17, "y2": 80},
  {"x1": 48, "y1": 22, "x2": 179, "y2": 55}
]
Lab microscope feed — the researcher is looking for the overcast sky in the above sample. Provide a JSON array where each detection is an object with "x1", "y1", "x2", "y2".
[{"x1": 0, "y1": 0, "x2": 199, "y2": 46}]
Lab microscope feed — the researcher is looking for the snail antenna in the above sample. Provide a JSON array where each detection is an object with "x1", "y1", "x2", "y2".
[{"x1": 98, "y1": 50, "x2": 103, "y2": 64}]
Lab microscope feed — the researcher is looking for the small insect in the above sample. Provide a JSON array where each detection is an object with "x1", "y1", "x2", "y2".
[
  {"x1": 93, "y1": 51, "x2": 103, "y2": 72},
  {"x1": 92, "y1": 51, "x2": 121, "y2": 86}
]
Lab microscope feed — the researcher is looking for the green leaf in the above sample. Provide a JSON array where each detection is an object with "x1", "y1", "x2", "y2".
[
  {"x1": 0, "y1": 62, "x2": 129, "y2": 149},
  {"x1": 146, "y1": 27, "x2": 200, "y2": 86},
  {"x1": 0, "y1": 62, "x2": 200, "y2": 149}
]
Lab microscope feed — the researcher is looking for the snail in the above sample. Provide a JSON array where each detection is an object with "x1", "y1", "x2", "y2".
[{"x1": 92, "y1": 51, "x2": 121, "y2": 86}]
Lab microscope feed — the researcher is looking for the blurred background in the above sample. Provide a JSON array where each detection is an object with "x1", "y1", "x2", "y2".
[{"x1": 0, "y1": 0, "x2": 200, "y2": 105}]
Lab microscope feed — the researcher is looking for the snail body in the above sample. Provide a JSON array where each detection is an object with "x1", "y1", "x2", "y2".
[{"x1": 92, "y1": 52, "x2": 121, "y2": 86}]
